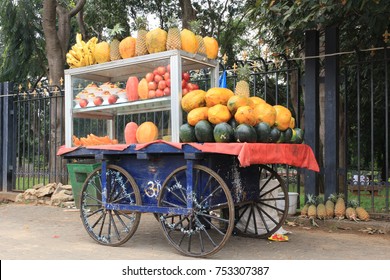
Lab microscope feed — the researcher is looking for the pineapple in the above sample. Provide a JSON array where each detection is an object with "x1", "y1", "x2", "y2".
[
  {"x1": 300, "y1": 201, "x2": 309, "y2": 217},
  {"x1": 316, "y1": 195, "x2": 326, "y2": 220},
  {"x1": 325, "y1": 193, "x2": 336, "y2": 219},
  {"x1": 166, "y1": 16, "x2": 182, "y2": 50},
  {"x1": 188, "y1": 20, "x2": 207, "y2": 55},
  {"x1": 356, "y1": 205, "x2": 370, "y2": 221},
  {"x1": 235, "y1": 64, "x2": 251, "y2": 97},
  {"x1": 109, "y1": 24, "x2": 125, "y2": 61},
  {"x1": 307, "y1": 194, "x2": 317, "y2": 219},
  {"x1": 334, "y1": 193, "x2": 346, "y2": 219},
  {"x1": 134, "y1": 17, "x2": 149, "y2": 56},
  {"x1": 345, "y1": 200, "x2": 358, "y2": 221}
]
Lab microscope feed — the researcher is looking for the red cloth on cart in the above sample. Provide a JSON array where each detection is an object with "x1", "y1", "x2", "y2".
[
  {"x1": 136, "y1": 141, "x2": 320, "y2": 172},
  {"x1": 58, "y1": 141, "x2": 319, "y2": 172}
]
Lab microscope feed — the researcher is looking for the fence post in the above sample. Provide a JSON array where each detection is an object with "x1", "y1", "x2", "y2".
[
  {"x1": 0, "y1": 82, "x2": 14, "y2": 192},
  {"x1": 304, "y1": 30, "x2": 320, "y2": 199},
  {"x1": 324, "y1": 27, "x2": 340, "y2": 199}
]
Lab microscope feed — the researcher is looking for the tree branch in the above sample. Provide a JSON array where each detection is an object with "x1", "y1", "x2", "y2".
[{"x1": 69, "y1": 0, "x2": 86, "y2": 18}]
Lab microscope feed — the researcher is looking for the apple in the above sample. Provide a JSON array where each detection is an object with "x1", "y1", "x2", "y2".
[
  {"x1": 182, "y1": 88, "x2": 189, "y2": 96},
  {"x1": 181, "y1": 79, "x2": 187, "y2": 89},
  {"x1": 165, "y1": 78, "x2": 171, "y2": 87},
  {"x1": 158, "y1": 80, "x2": 167, "y2": 90},
  {"x1": 93, "y1": 96, "x2": 104, "y2": 106},
  {"x1": 148, "y1": 81, "x2": 157, "y2": 90},
  {"x1": 108, "y1": 94, "x2": 119, "y2": 104},
  {"x1": 154, "y1": 74, "x2": 163, "y2": 83},
  {"x1": 79, "y1": 99, "x2": 88, "y2": 108},
  {"x1": 153, "y1": 69, "x2": 158, "y2": 75},
  {"x1": 155, "y1": 89, "x2": 164, "y2": 97},
  {"x1": 192, "y1": 83, "x2": 199, "y2": 90},
  {"x1": 166, "y1": 64, "x2": 171, "y2": 72},
  {"x1": 145, "y1": 72, "x2": 154, "y2": 82},
  {"x1": 186, "y1": 83, "x2": 194, "y2": 91},
  {"x1": 163, "y1": 72, "x2": 170, "y2": 81},
  {"x1": 157, "y1": 66, "x2": 166, "y2": 76},
  {"x1": 182, "y1": 72, "x2": 190, "y2": 81},
  {"x1": 148, "y1": 90, "x2": 156, "y2": 99},
  {"x1": 163, "y1": 87, "x2": 171, "y2": 96}
]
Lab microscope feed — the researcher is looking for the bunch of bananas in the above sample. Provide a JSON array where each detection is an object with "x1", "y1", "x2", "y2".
[{"x1": 66, "y1": 33, "x2": 98, "y2": 68}]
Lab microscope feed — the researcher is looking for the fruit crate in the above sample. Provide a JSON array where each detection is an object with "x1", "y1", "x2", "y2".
[
  {"x1": 64, "y1": 50, "x2": 219, "y2": 147},
  {"x1": 67, "y1": 162, "x2": 101, "y2": 208}
]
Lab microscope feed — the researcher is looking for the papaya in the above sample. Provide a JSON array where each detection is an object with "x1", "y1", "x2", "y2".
[
  {"x1": 234, "y1": 105, "x2": 257, "y2": 126},
  {"x1": 253, "y1": 102, "x2": 277, "y2": 127},
  {"x1": 181, "y1": 89, "x2": 207, "y2": 112},
  {"x1": 138, "y1": 78, "x2": 149, "y2": 99},
  {"x1": 136, "y1": 122, "x2": 158, "y2": 143},
  {"x1": 205, "y1": 87, "x2": 234, "y2": 107},
  {"x1": 124, "y1": 122, "x2": 138, "y2": 144},
  {"x1": 187, "y1": 107, "x2": 209, "y2": 126},
  {"x1": 274, "y1": 105, "x2": 292, "y2": 131},
  {"x1": 126, "y1": 76, "x2": 139, "y2": 101},
  {"x1": 227, "y1": 95, "x2": 254, "y2": 114},
  {"x1": 208, "y1": 104, "x2": 232, "y2": 125}
]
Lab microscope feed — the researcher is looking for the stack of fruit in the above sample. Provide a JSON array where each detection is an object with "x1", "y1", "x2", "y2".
[
  {"x1": 72, "y1": 134, "x2": 118, "y2": 146},
  {"x1": 66, "y1": 18, "x2": 219, "y2": 69},
  {"x1": 179, "y1": 86, "x2": 304, "y2": 143},
  {"x1": 300, "y1": 193, "x2": 370, "y2": 221}
]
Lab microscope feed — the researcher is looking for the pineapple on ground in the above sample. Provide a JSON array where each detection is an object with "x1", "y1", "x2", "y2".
[
  {"x1": 356, "y1": 205, "x2": 370, "y2": 221},
  {"x1": 166, "y1": 16, "x2": 181, "y2": 50},
  {"x1": 188, "y1": 20, "x2": 207, "y2": 55},
  {"x1": 325, "y1": 193, "x2": 336, "y2": 219},
  {"x1": 109, "y1": 24, "x2": 125, "y2": 61},
  {"x1": 134, "y1": 17, "x2": 149, "y2": 56},
  {"x1": 300, "y1": 200, "x2": 309, "y2": 217},
  {"x1": 235, "y1": 64, "x2": 251, "y2": 97},
  {"x1": 316, "y1": 195, "x2": 326, "y2": 220},
  {"x1": 345, "y1": 200, "x2": 358, "y2": 221},
  {"x1": 307, "y1": 194, "x2": 317, "y2": 219},
  {"x1": 334, "y1": 193, "x2": 346, "y2": 219}
]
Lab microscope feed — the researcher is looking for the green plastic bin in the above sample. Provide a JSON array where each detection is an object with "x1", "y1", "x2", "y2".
[{"x1": 67, "y1": 163, "x2": 101, "y2": 208}]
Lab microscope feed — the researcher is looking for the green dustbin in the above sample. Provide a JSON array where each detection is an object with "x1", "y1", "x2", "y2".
[{"x1": 67, "y1": 163, "x2": 101, "y2": 208}]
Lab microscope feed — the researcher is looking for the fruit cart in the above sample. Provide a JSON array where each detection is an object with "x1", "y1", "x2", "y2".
[{"x1": 60, "y1": 50, "x2": 319, "y2": 257}]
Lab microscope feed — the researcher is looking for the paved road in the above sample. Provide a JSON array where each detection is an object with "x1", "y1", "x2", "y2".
[{"x1": 1, "y1": 203, "x2": 390, "y2": 260}]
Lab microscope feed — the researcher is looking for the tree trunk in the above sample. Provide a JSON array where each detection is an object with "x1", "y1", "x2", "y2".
[
  {"x1": 179, "y1": 0, "x2": 197, "y2": 29},
  {"x1": 42, "y1": 0, "x2": 85, "y2": 183}
]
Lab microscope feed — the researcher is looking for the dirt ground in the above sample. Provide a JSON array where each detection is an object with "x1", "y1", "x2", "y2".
[{"x1": 1, "y1": 202, "x2": 390, "y2": 260}]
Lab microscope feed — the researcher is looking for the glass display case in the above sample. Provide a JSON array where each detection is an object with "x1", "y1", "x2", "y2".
[{"x1": 64, "y1": 50, "x2": 219, "y2": 147}]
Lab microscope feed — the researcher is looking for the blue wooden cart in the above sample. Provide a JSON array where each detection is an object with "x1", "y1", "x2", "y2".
[{"x1": 60, "y1": 141, "x2": 318, "y2": 257}]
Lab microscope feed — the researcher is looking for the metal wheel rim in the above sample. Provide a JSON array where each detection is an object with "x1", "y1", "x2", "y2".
[
  {"x1": 80, "y1": 164, "x2": 141, "y2": 246},
  {"x1": 157, "y1": 164, "x2": 234, "y2": 257},
  {"x1": 235, "y1": 164, "x2": 289, "y2": 239}
]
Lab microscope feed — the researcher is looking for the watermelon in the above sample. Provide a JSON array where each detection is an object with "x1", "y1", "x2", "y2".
[
  {"x1": 254, "y1": 122, "x2": 271, "y2": 143},
  {"x1": 268, "y1": 126, "x2": 281, "y2": 143},
  {"x1": 234, "y1": 124, "x2": 257, "y2": 143},
  {"x1": 213, "y1": 122, "x2": 234, "y2": 143},
  {"x1": 179, "y1": 123, "x2": 197, "y2": 142},
  {"x1": 195, "y1": 120, "x2": 214, "y2": 142}
]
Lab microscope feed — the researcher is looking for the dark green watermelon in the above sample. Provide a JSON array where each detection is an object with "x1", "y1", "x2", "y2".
[
  {"x1": 254, "y1": 122, "x2": 271, "y2": 143},
  {"x1": 179, "y1": 123, "x2": 196, "y2": 142},
  {"x1": 195, "y1": 120, "x2": 215, "y2": 142},
  {"x1": 268, "y1": 126, "x2": 281, "y2": 143},
  {"x1": 213, "y1": 122, "x2": 234, "y2": 143},
  {"x1": 234, "y1": 124, "x2": 257, "y2": 143},
  {"x1": 228, "y1": 117, "x2": 239, "y2": 129}
]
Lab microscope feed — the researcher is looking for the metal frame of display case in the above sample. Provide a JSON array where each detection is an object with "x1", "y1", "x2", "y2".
[{"x1": 64, "y1": 50, "x2": 219, "y2": 147}]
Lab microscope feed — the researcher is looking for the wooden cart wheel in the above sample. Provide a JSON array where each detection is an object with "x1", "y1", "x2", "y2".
[
  {"x1": 80, "y1": 164, "x2": 141, "y2": 246},
  {"x1": 157, "y1": 164, "x2": 234, "y2": 257},
  {"x1": 234, "y1": 164, "x2": 289, "y2": 239}
]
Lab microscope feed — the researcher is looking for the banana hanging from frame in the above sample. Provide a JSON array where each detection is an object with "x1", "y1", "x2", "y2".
[{"x1": 66, "y1": 33, "x2": 98, "y2": 68}]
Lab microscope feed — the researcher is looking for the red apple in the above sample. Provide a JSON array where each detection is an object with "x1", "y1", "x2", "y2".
[
  {"x1": 155, "y1": 89, "x2": 164, "y2": 97},
  {"x1": 157, "y1": 66, "x2": 166, "y2": 76},
  {"x1": 148, "y1": 81, "x2": 157, "y2": 90},
  {"x1": 154, "y1": 74, "x2": 163, "y2": 83},
  {"x1": 158, "y1": 80, "x2": 167, "y2": 90},
  {"x1": 153, "y1": 69, "x2": 158, "y2": 75},
  {"x1": 192, "y1": 83, "x2": 199, "y2": 90},
  {"x1": 163, "y1": 72, "x2": 170, "y2": 81},
  {"x1": 148, "y1": 90, "x2": 156, "y2": 99},
  {"x1": 108, "y1": 94, "x2": 119, "y2": 104},
  {"x1": 186, "y1": 83, "x2": 194, "y2": 91},
  {"x1": 182, "y1": 79, "x2": 187, "y2": 89},
  {"x1": 93, "y1": 96, "x2": 104, "y2": 106},
  {"x1": 165, "y1": 78, "x2": 171, "y2": 87},
  {"x1": 182, "y1": 88, "x2": 189, "y2": 96},
  {"x1": 79, "y1": 99, "x2": 88, "y2": 108},
  {"x1": 145, "y1": 72, "x2": 154, "y2": 82},
  {"x1": 182, "y1": 72, "x2": 190, "y2": 81},
  {"x1": 163, "y1": 87, "x2": 171, "y2": 96},
  {"x1": 166, "y1": 64, "x2": 171, "y2": 72}
]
